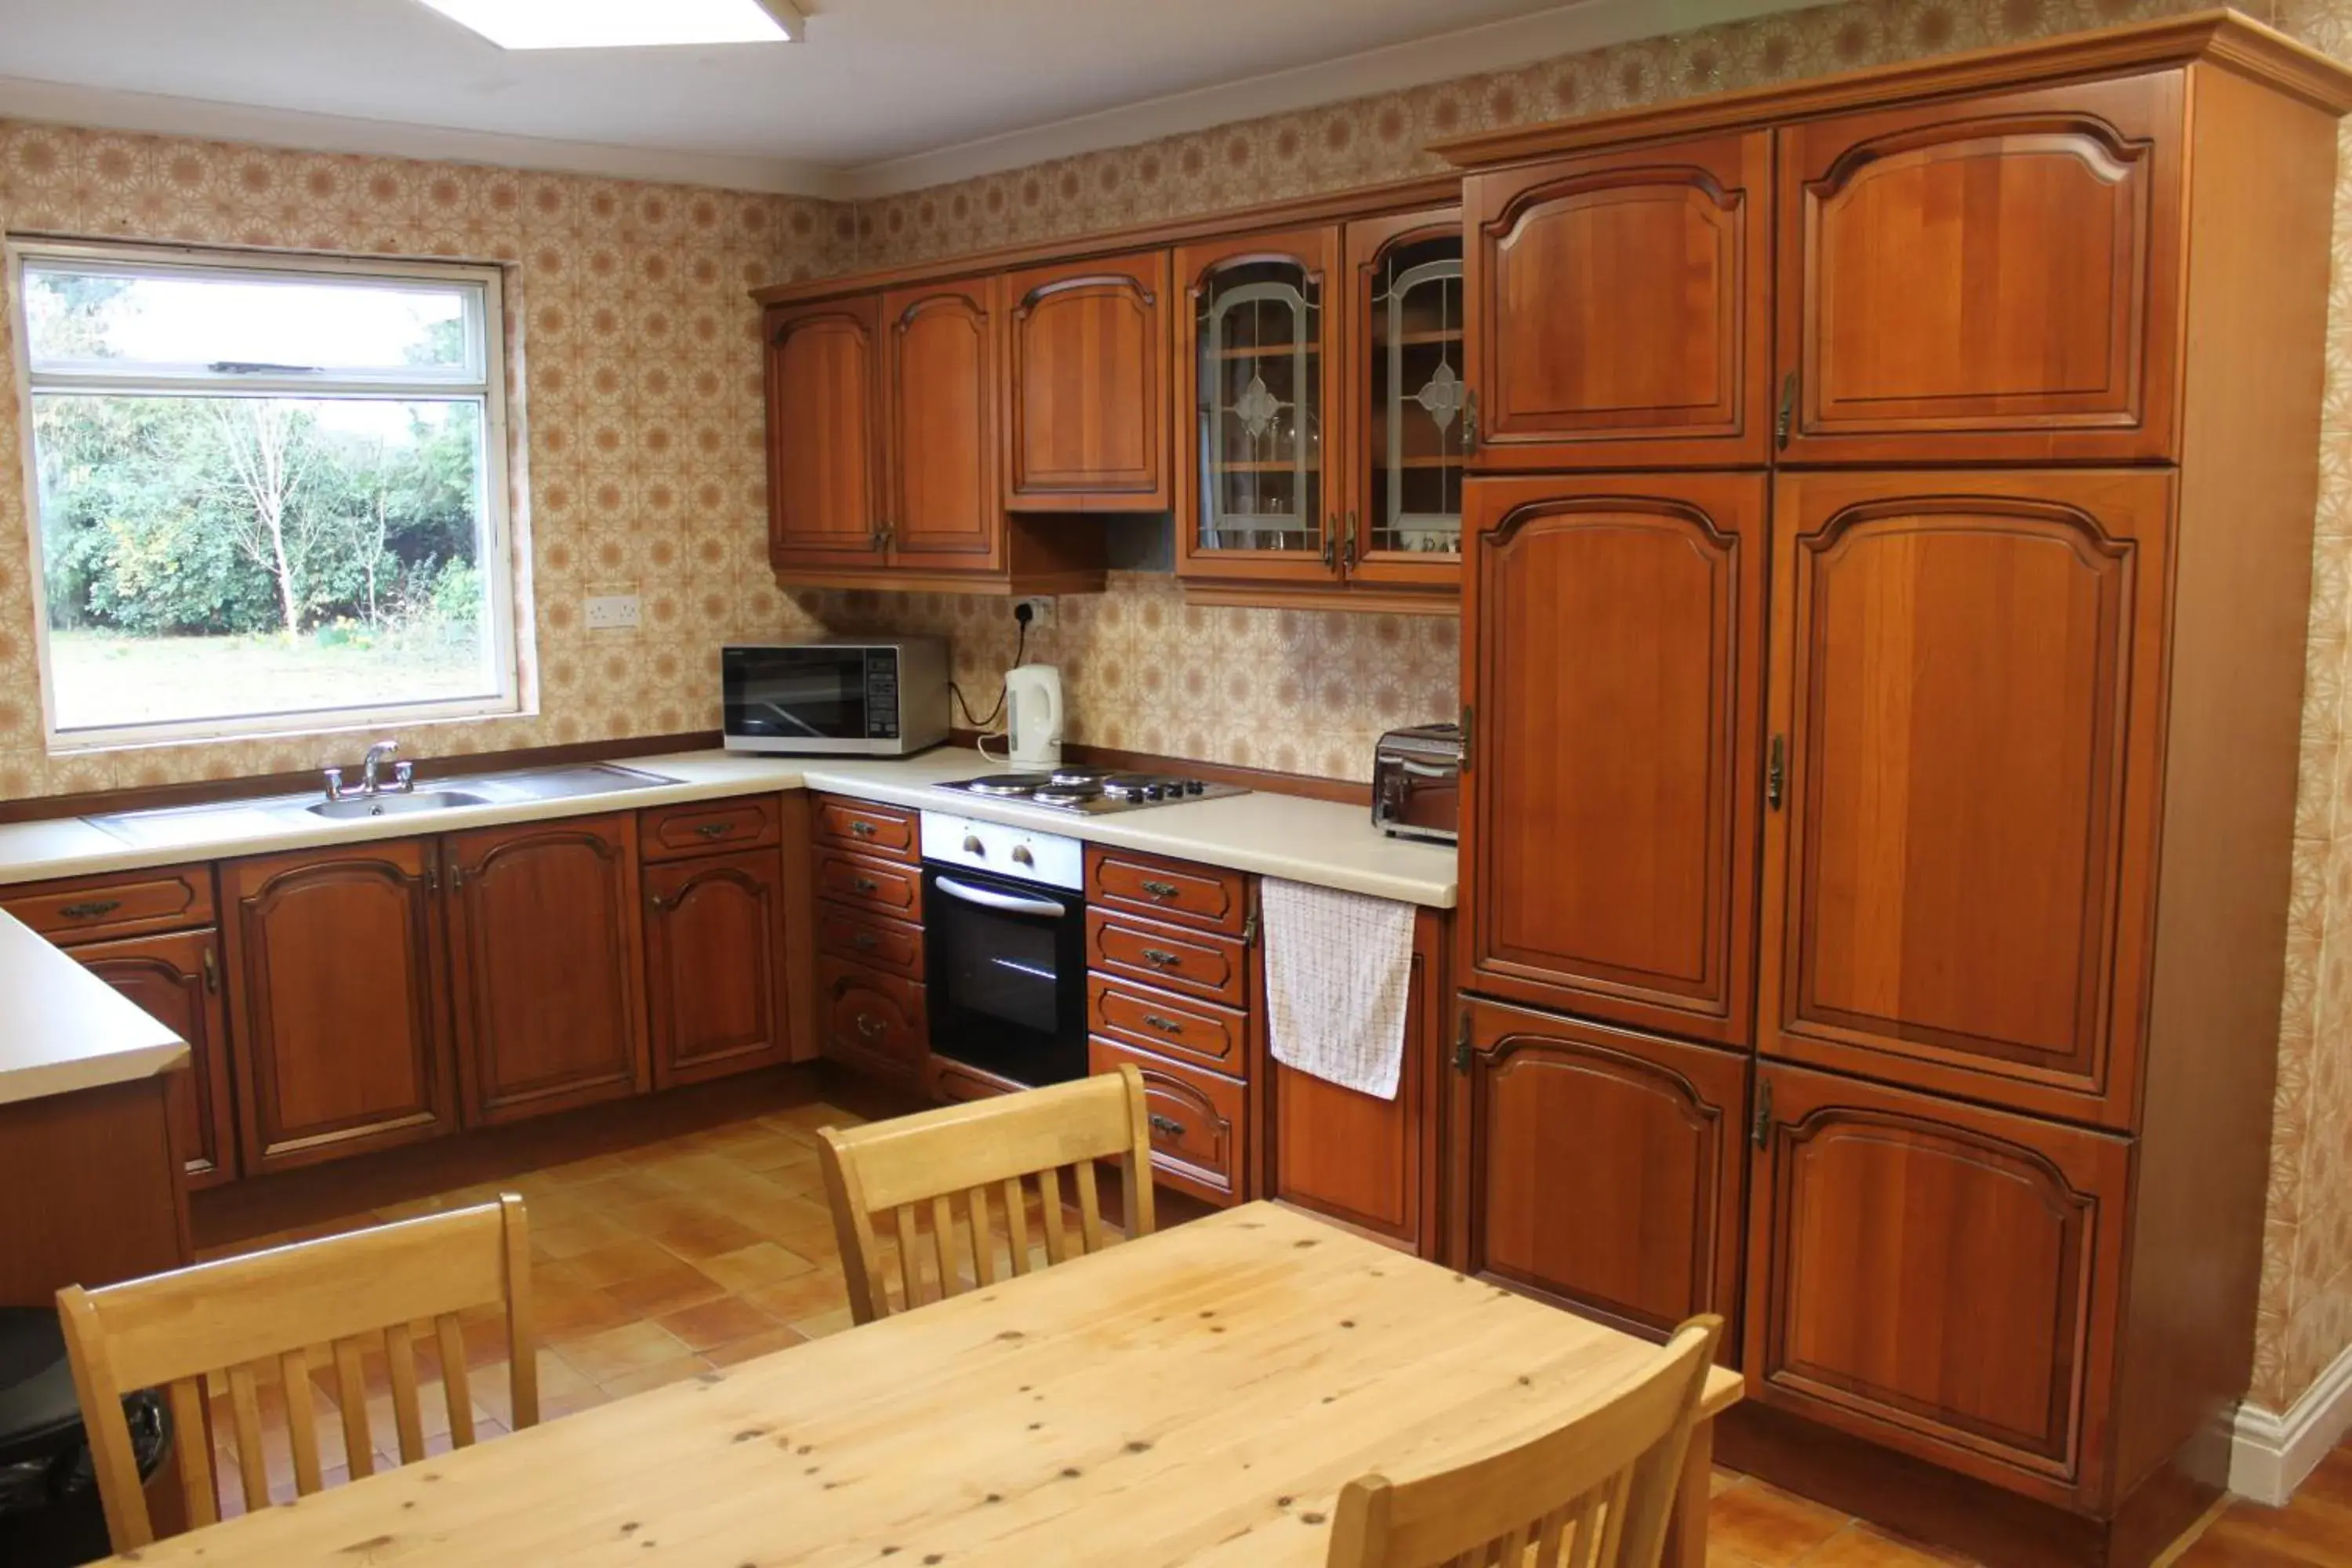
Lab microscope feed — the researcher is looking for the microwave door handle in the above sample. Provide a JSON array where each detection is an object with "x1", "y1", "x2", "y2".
[
  {"x1": 931, "y1": 875, "x2": 1069, "y2": 920},
  {"x1": 1396, "y1": 758, "x2": 1455, "y2": 778}
]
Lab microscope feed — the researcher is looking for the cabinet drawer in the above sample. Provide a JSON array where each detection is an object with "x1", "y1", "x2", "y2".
[
  {"x1": 813, "y1": 796, "x2": 920, "y2": 863},
  {"x1": 1090, "y1": 1037, "x2": 1246, "y2": 1206},
  {"x1": 929, "y1": 1054, "x2": 1025, "y2": 1105},
  {"x1": 1086, "y1": 846, "x2": 1247, "y2": 935},
  {"x1": 5, "y1": 864, "x2": 216, "y2": 943},
  {"x1": 1088, "y1": 974, "x2": 1246, "y2": 1074},
  {"x1": 641, "y1": 797, "x2": 780, "y2": 861},
  {"x1": 817, "y1": 957, "x2": 927, "y2": 1084},
  {"x1": 1085, "y1": 909, "x2": 1244, "y2": 1006},
  {"x1": 816, "y1": 904, "x2": 924, "y2": 981},
  {"x1": 815, "y1": 848, "x2": 923, "y2": 918}
]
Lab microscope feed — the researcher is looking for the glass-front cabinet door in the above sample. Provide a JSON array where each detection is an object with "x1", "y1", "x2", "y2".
[
  {"x1": 1174, "y1": 227, "x2": 1341, "y2": 585},
  {"x1": 1344, "y1": 208, "x2": 1465, "y2": 590}
]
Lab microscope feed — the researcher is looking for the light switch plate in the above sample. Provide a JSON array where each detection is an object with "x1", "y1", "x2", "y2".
[{"x1": 585, "y1": 594, "x2": 641, "y2": 631}]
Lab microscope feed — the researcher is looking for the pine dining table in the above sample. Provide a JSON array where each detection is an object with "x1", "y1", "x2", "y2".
[{"x1": 101, "y1": 1201, "x2": 1739, "y2": 1566}]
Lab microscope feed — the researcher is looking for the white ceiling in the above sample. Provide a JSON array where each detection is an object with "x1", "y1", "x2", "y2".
[{"x1": 0, "y1": 0, "x2": 1808, "y2": 198}]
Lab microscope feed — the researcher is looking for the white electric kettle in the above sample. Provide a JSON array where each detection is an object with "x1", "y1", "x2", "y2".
[{"x1": 1004, "y1": 664, "x2": 1064, "y2": 769}]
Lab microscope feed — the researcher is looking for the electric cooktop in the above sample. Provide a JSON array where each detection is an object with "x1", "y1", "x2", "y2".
[{"x1": 934, "y1": 767, "x2": 1248, "y2": 815}]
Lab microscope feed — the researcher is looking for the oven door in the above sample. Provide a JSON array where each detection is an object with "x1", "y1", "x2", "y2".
[
  {"x1": 723, "y1": 646, "x2": 893, "y2": 753},
  {"x1": 923, "y1": 865, "x2": 1087, "y2": 1088}
]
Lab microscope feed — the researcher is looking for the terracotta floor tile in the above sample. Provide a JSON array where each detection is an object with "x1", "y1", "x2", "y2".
[
  {"x1": 695, "y1": 1239, "x2": 822, "y2": 1294},
  {"x1": 529, "y1": 1211, "x2": 638, "y2": 1259},
  {"x1": 533, "y1": 1283, "x2": 643, "y2": 1344},
  {"x1": 613, "y1": 1199, "x2": 768, "y2": 1261},
  {"x1": 791, "y1": 1305, "x2": 857, "y2": 1339},
  {"x1": 599, "y1": 1255, "x2": 729, "y2": 1318},
  {"x1": 656, "y1": 1294, "x2": 784, "y2": 1352},
  {"x1": 742, "y1": 1268, "x2": 852, "y2": 1325},
  {"x1": 702, "y1": 1325, "x2": 811, "y2": 1368},
  {"x1": 1707, "y1": 1478, "x2": 1851, "y2": 1566},
  {"x1": 550, "y1": 1320, "x2": 695, "y2": 1383},
  {"x1": 1798, "y1": 1524, "x2": 1977, "y2": 1566},
  {"x1": 557, "y1": 1236, "x2": 688, "y2": 1290},
  {"x1": 597, "y1": 1355, "x2": 718, "y2": 1399}
]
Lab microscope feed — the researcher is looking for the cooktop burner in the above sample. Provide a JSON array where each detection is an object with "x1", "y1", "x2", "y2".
[{"x1": 935, "y1": 768, "x2": 1248, "y2": 815}]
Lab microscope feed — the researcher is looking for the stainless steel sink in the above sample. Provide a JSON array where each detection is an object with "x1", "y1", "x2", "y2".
[{"x1": 307, "y1": 789, "x2": 492, "y2": 819}]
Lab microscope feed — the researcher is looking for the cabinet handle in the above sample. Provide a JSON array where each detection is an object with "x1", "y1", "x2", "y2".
[
  {"x1": 1342, "y1": 510, "x2": 1359, "y2": 570},
  {"x1": 1462, "y1": 389, "x2": 1479, "y2": 455},
  {"x1": 425, "y1": 862, "x2": 440, "y2": 894},
  {"x1": 1142, "y1": 1013, "x2": 1185, "y2": 1036},
  {"x1": 1751, "y1": 1077, "x2": 1775, "y2": 1147},
  {"x1": 1323, "y1": 517, "x2": 1338, "y2": 570},
  {"x1": 449, "y1": 864, "x2": 465, "y2": 890},
  {"x1": 648, "y1": 893, "x2": 669, "y2": 912},
  {"x1": 855, "y1": 1013, "x2": 886, "y2": 1040},
  {"x1": 1766, "y1": 735, "x2": 1786, "y2": 811},
  {"x1": 852, "y1": 876, "x2": 880, "y2": 895},
  {"x1": 850, "y1": 931, "x2": 879, "y2": 951},
  {"x1": 59, "y1": 899, "x2": 122, "y2": 920},
  {"x1": 849, "y1": 820, "x2": 877, "y2": 839},
  {"x1": 1776, "y1": 371, "x2": 1797, "y2": 449},
  {"x1": 1141, "y1": 948, "x2": 1182, "y2": 968},
  {"x1": 201, "y1": 948, "x2": 219, "y2": 994},
  {"x1": 1149, "y1": 1113, "x2": 1188, "y2": 1139},
  {"x1": 1140, "y1": 880, "x2": 1181, "y2": 900},
  {"x1": 694, "y1": 822, "x2": 731, "y2": 839}
]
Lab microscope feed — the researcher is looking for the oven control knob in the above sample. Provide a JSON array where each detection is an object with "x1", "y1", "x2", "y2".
[
  {"x1": 963, "y1": 834, "x2": 986, "y2": 856},
  {"x1": 1011, "y1": 844, "x2": 1034, "y2": 868},
  {"x1": 1185, "y1": 779, "x2": 1205, "y2": 796}
]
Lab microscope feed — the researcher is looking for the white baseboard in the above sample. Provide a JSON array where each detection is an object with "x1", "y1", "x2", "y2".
[{"x1": 2230, "y1": 1341, "x2": 2352, "y2": 1504}]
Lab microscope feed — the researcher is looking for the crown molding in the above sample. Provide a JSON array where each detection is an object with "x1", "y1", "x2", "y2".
[
  {"x1": 829, "y1": 0, "x2": 1830, "y2": 200},
  {"x1": 0, "y1": 75, "x2": 848, "y2": 198}
]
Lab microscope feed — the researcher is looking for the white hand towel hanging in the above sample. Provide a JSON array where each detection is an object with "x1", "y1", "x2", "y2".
[{"x1": 1261, "y1": 878, "x2": 1415, "y2": 1101}]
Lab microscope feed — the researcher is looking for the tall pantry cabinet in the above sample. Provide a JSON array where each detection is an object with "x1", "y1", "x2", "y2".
[{"x1": 1439, "y1": 14, "x2": 2352, "y2": 1564}]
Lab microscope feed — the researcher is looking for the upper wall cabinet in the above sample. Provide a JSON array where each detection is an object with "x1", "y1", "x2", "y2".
[
  {"x1": 1776, "y1": 72, "x2": 2184, "y2": 464},
  {"x1": 1342, "y1": 208, "x2": 1468, "y2": 593},
  {"x1": 766, "y1": 296, "x2": 886, "y2": 571},
  {"x1": 1002, "y1": 249, "x2": 1173, "y2": 510},
  {"x1": 1465, "y1": 132, "x2": 1772, "y2": 470},
  {"x1": 883, "y1": 278, "x2": 1002, "y2": 572}
]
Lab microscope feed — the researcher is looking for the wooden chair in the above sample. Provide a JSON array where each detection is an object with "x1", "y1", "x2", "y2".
[
  {"x1": 1325, "y1": 1316, "x2": 1723, "y2": 1568},
  {"x1": 816, "y1": 1066, "x2": 1155, "y2": 1323},
  {"x1": 56, "y1": 1194, "x2": 537, "y2": 1552}
]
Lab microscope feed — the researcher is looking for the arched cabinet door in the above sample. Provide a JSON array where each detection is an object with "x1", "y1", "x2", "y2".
[
  {"x1": 644, "y1": 848, "x2": 791, "y2": 1087},
  {"x1": 1776, "y1": 71, "x2": 2183, "y2": 463},
  {"x1": 1464, "y1": 132, "x2": 1771, "y2": 468},
  {"x1": 884, "y1": 278, "x2": 1002, "y2": 571},
  {"x1": 1759, "y1": 470, "x2": 2169, "y2": 1127},
  {"x1": 1454, "y1": 998, "x2": 1747, "y2": 1350},
  {"x1": 1001, "y1": 250, "x2": 1171, "y2": 510},
  {"x1": 1743, "y1": 1062, "x2": 2129, "y2": 1508},
  {"x1": 1461, "y1": 473, "x2": 1766, "y2": 1046},
  {"x1": 74, "y1": 929, "x2": 238, "y2": 1188},
  {"x1": 765, "y1": 296, "x2": 884, "y2": 568}
]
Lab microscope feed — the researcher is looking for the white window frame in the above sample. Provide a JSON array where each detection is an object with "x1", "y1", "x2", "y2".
[{"x1": 9, "y1": 239, "x2": 521, "y2": 752}]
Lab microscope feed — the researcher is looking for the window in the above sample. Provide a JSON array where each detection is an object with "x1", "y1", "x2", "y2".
[{"x1": 11, "y1": 242, "x2": 521, "y2": 747}]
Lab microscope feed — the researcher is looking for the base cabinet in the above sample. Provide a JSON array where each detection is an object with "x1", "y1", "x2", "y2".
[
  {"x1": 1090, "y1": 1036, "x2": 1245, "y2": 1204},
  {"x1": 223, "y1": 841, "x2": 457, "y2": 1173},
  {"x1": 71, "y1": 929, "x2": 238, "y2": 1189},
  {"x1": 818, "y1": 956, "x2": 928, "y2": 1085},
  {"x1": 1454, "y1": 997, "x2": 1747, "y2": 1348},
  {"x1": 645, "y1": 848, "x2": 793, "y2": 1087},
  {"x1": 1743, "y1": 1062, "x2": 2129, "y2": 1505}
]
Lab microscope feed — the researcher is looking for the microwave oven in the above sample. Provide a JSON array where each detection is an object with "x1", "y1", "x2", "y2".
[{"x1": 721, "y1": 639, "x2": 950, "y2": 757}]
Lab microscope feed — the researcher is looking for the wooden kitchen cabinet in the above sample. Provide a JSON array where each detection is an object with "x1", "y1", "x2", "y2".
[
  {"x1": 223, "y1": 841, "x2": 456, "y2": 1173},
  {"x1": 70, "y1": 928, "x2": 238, "y2": 1189},
  {"x1": 817, "y1": 955, "x2": 928, "y2": 1087},
  {"x1": 1090, "y1": 1036, "x2": 1247, "y2": 1205},
  {"x1": 1454, "y1": 998, "x2": 1747, "y2": 1348},
  {"x1": 1759, "y1": 469, "x2": 2169, "y2": 1127},
  {"x1": 1463, "y1": 132, "x2": 1772, "y2": 469},
  {"x1": 1776, "y1": 73, "x2": 2183, "y2": 464},
  {"x1": 644, "y1": 848, "x2": 793, "y2": 1087},
  {"x1": 1461, "y1": 471, "x2": 1766, "y2": 1047},
  {"x1": 445, "y1": 815, "x2": 650, "y2": 1127},
  {"x1": 765, "y1": 295, "x2": 885, "y2": 570},
  {"x1": 1001, "y1": 249, "x2": 1171, "y2": 510},
  {"x1": 884, "y1": 277, "x2": 1002, "y2": 571},
  {"x1": 1339, "y1": 205, "x2": 1466, "y2": 593},
  {"x1": 1744, "y1": 1061, "x2": 2129, "y2": 1505}
]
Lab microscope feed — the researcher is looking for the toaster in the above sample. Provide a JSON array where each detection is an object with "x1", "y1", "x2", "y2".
[{"x1": 1372, "y1": 722, "x2": 1462, "y2": 844}]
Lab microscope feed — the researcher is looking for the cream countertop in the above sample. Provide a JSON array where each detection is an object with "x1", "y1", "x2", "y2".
[
  {"x1": 0, "y1": 747, "x2": 1458, "y2": 908},
  {"x1": 0, "y1": 908, "x2": 188, "y2": 1107}
]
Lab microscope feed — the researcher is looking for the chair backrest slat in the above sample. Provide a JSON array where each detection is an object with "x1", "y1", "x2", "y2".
[
  {"x1": 1325, "y1": 1317, "x2": 1722, "y2": 1568},
  {"x1": 56, "y1": 1194, "x2": 535, "y2": 1552},
  {"x1": 817, "y1": 1069, "x2": 1156, "y2": 1324}
]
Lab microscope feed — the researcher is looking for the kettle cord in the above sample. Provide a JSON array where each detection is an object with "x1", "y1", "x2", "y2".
[{"x1": 949, "y1": 620, "x2": 1027, "y2": 734}]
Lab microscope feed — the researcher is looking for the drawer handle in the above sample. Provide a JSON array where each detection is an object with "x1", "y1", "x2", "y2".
[
  {"x1": 1140, "y1": 880, "x2": 1181, "y2": 899},
  {"x1": 694, "y1": 822, "x2": 732, "y2": 838},
  {"x1": 849, "y1": 821, "x2": 877, "y2": 839},
  {"x1": 851, "y1": 876, "x2": 880, "y2": 895},
  {"x1": 60, "y1": 898, "x2": 123, "y2": 920},
  {"x1": 850, "y1": 931, "x2": 879, "y2": 951},
  {"x1": 1142, "y1": 1013, "x2": 1185, "y2": 1036},
  {"x1": 1141, "y1": 948, "x2": 1182, "y2": 968},
  {"x1": 855, "y1": 1013, "x2": 886, "y2": 1040},
  {"x1": 1149, "y1": 1113, "x2": 1188, "y2": 1139}
]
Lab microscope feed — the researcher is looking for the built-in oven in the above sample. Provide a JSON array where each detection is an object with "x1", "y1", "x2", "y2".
[
  {"x1": 919, "y1": 813, "x2": 1088, "y2": 1089},
  {"x1": 721, "y1": 638, "x2": 950, "y2": 756}
]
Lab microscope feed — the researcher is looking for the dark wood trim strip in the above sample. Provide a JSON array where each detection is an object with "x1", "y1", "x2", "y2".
[
  {"x1": 0, "y1": 731, "x2": 725, "y2": 827},
  {"x1": 1432, "y1": 9, "x2": 2352, "y2": 169},
  {"x1": 752, "y1": 174, "x2": 1465, "y2": 307},
  {"x1": 946, "y1": 730, "x2": 1373, "y2": 808}
]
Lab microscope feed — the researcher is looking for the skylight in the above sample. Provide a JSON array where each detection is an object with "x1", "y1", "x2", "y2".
[{"x1": 413, "y1": 0, "x2": 804, "y2": 49}]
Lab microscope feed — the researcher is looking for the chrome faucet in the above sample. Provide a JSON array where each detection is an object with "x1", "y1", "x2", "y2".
[{"x1": 323, "y1": 739, "x2": 414, "y2": 802}]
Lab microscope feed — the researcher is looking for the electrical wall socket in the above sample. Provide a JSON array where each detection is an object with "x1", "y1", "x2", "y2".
[
  {"x1": 1014, "y1": 597, "x2": 1055, "y2": 630},
  {"x1": 585, "y1": 594, "x2": 641, "y2": 631}
]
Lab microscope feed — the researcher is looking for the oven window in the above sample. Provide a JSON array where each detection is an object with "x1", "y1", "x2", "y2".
[
  {"x1": 724, "y1": 650, "x2": 863, "y2": 740},
  {"x1": 925, "y1": 869, "x2": 1087, "y2": 1087}
]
